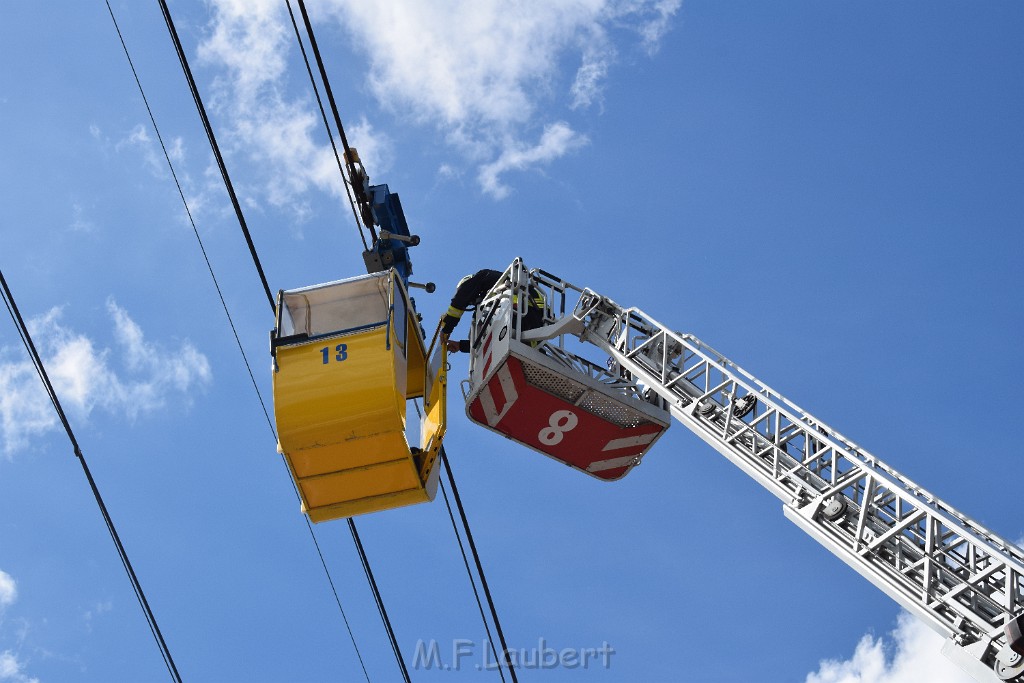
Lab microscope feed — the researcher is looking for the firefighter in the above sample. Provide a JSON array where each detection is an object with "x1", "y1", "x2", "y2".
[{"x1": 441, "y1": 269, "x2": 544, "y2": 352}]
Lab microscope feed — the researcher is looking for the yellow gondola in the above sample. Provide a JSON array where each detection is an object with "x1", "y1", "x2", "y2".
[{"x1": 271, "y1": 270, "x2": 446, "y2": 522}]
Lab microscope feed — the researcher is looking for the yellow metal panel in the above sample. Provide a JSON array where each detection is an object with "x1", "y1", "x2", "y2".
[
  {"x1": 274, "y1": 326, "x2": 405, "y2": 450},
  {"x1": 287, "y1": 431, "x2": 408, "y2": 479},
  {"x1": 418, "y1": 342, "x2": 448, "y2": 485},
  {"x1": 300, "y1": 458, "x2": 421, "y2": 509},
  {"x1": 420, "y1": 372, "x2": 446, "y2": 452},
  {"x1": 304, "y1": 487, "x2": 431, "y2": 522},
  {"x1": 274, "y1": 323, "x2": 420, "y2": 521},
  {"x1": 272, "y1": 270, "x2": 445, "y2": 522},
  {"x1": 406, "y1": 308, "x2": 427, "y2": 399},
  {"x1": 420, "y1": 377, "x2": 446, "y2": 453},
  {"x1": 389, "y1": 322, "x2": 409, "y2": 403}
]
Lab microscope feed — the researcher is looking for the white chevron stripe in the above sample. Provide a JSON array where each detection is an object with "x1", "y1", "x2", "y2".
[
  {"x1": 480, "y1": 364, "x2": 518, "y2": 427},
  {"x1": 601, "y1": 432, "x2": 658, "y2": 452}
]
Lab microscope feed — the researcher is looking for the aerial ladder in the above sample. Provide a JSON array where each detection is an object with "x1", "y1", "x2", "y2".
[{"x1": 458, "y1": 258, "x2": 1024, "y2": 683}]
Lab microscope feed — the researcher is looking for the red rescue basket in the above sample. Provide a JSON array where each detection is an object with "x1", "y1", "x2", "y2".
[{"x1": 460, "y1": 260, "x2": 670, "y2": 480}]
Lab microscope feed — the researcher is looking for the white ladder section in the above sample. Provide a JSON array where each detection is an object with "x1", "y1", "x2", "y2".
[{"x1": 512, "y1": 257, "x2": 1023, "y2": 682}]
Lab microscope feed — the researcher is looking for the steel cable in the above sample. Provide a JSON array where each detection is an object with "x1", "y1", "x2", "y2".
[
  {"x1": 107, "y1": 4, "x2": 371, "y2": 678},
  {"x1": 293, "y1": 0, "x2": 376, "y2": 239},
  {"x1": 155, "y1": 0, "x2": 275, "y2": 310},
  {"x1": 155, "y1": 1, "x2": 408, "y2": 679},
  {"x1": 0, "y1": 269, "x2": 183, "y2": 683},
  {"x1": 410, "y1": 400, "x2": 506, "y2": 683},
  {"x1": 284, "y1": 0, "x2": 368, "y2": 251},
  {"x1": 285, "y1": 4, "x2": 520, "y2": 679},
  {"x1": 441, "y1": 449, "x2": 519, "y2": 682}
]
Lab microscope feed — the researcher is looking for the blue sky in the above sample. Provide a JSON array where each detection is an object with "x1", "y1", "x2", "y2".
[{"x1": 1, "y1": 1, "x2": 1022, "y2": 681}]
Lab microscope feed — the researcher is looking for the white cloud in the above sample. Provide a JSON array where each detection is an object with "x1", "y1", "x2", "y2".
[
  {"x1": 197, "y1": 0, "x2": 346, "y2": 222},
  {"x1": 0, "y1": 301, "x2": 211, "y2": 455},
  {"x1": 0, "y1": 361, "x2": 53, "y2": 456},
  {"x1": 0, "y1": 571, "x2": 15, "y2": 608},
  {"x1": 116, "y1": 124, "x2": 165, "y2": 178},
  {"x1": 167, "y1": 137, "x2": 186, "y2": 164},
  {"x1": 478, "y1": 122, "x2": 588, "y2": 198},
  {"x1": 570, "y1": 43, "x2": 612, "y2": 110},
  {"x1": 0, "y1": 652, "x2": 38, "y2": 683},
  {"x1": 196, "y1": 0, "x2": 679, "y2": 202},
  {"x1": 347, "y1": 117, "x2": 394, "y2": 180},
  {"x1": 324, "y1": 0, "x2": 680, "y2": 192},
  {"x1": 806, "y1": 612, "x2": 974, "y2": 683},
  {"x1": 623, "y1": 0, "x2": 680, "y2": 53},
  {"x1": 82, "y1": 600, "x2": 113, "y2": 633},
  {"x1": 437, "y1": 164, "x2": 458, "y2": 180},
  {"x1": 69, "y1": 203, "x2": 95, "y2": 233},
  {"x1": 199, "y1": 0, "x2": 288, "y2": 101}
]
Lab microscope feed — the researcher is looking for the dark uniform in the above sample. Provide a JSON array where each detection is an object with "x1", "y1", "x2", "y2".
[{"x1": 441, "y1": 269, "x2": 545, "y2": 352}]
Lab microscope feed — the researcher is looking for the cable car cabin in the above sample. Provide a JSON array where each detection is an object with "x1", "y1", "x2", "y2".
[
  {"x1": 272, "y1": 270, "x2": 446, "y2": 522},
  {"x1": 461, "y1": 261, "x2": 669, "y2": 480}
]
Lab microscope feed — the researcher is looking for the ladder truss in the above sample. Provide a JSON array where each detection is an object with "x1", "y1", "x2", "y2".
[{"x1": 517, "y1": 264, "x2": 1024, "y2": 682}]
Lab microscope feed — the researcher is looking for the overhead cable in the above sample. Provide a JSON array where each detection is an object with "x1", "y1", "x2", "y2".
[
  {"x1": 105, "y1": 0, "x2": 273, "y2": 433},
  {"x1": 293, "y1": 0, "x2": 377, "y2": 238},
  {"x1": 0, "y1": 268, "x2": 183, "y2": 683},
  {"x1": 439, "y1": 479, "x2": 507, "y2": 683},
  {"x1": 349, "y1": 522, "x2": 412, "y2": 682},
  {"x1": 106, "y1": 4, "x2": 370, "y2": 679},
  {"x1": 155, "y1": 0, "x2": 275, "y2": 310},
  {"x1": 283, "y1": 0, "x2": 368, "y2": 251},
  {"x1": 155, "y1": 2, "x2": 408, "y2": 679},
  {"x1": 410, "y1": 400, "x2": 506, "y2": 683},
  {"x1": 441, "y1": 449, "x2": 520, "y2": 682},
  {"x1": 286, "y1": 4, "x2": 519, "y2": 679}
]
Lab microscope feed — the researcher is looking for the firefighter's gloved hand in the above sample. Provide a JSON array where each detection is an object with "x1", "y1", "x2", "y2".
[{"x1": 441, "y1": 314, "x2": 459, "y2": 335}]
